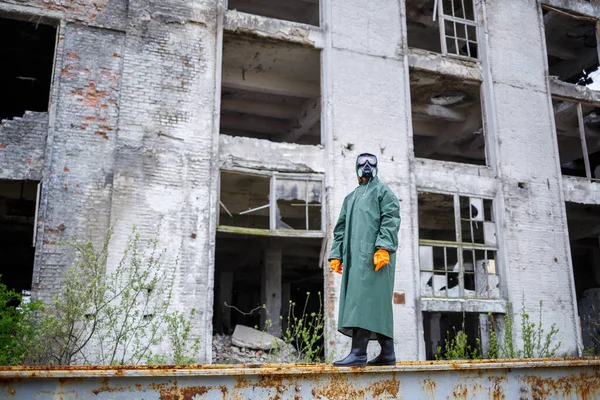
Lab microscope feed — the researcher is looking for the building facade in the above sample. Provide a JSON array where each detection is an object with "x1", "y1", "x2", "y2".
[{"x1": 1, "y1": 0, "x2": 599, "y2": 362}]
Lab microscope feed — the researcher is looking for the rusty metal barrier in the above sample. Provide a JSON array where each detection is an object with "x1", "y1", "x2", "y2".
[{"x1": 1, "y1": 358, "x2": 599, "y2": 399}]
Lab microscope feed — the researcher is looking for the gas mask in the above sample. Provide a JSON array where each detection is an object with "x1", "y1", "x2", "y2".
[{"x1": 356, "y1": 153, "x2": 378, "y2": 180}]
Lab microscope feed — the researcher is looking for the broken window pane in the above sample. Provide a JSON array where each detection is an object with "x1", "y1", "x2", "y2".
[
  {"x1": 418, "y1": 192, "x2": 456, "y2": 241},
  {"x1": 227, "y1": 0, "x2": 320, "y2": 26},
  {"x1": 465, "y1": 249, "x2": 500, "y2": 299},
  {"x1": 0, "y1": 17, "x2": 57, "y2": 121},
  {"x1": 460, "y1": 196, "x2": 485, "y2": 244},
  {"x1": 307, "y1": 180, "x2": 323, "y2": 230},
  {"x1": 276, "y1": 179, "x2": 322, "y2": 231},
  {"x1": 410, "y1": 69, "x2": 486, "y2": 165},
  {"x1": 420, "y1": 245, "x2": 459, "y2": 298},
  {"x1": 220, "y1": 34, "x2": 321, "y2": 145},
  {"x1": 219, "y1": 171, "x2": 271, "y2": 229},
  {"x1": 543, "y1": 6, "x2": 599, "y2": 87}
]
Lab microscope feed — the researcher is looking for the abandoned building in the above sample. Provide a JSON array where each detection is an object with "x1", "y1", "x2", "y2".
[{"x1": 1, "y1": 0, "x2": 600, "y2": 363}]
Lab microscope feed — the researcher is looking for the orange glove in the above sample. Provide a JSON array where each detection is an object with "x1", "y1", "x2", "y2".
[
  {"x1": 374, "y1": 249, "x2": 389, "y2": 271},
  {"x1": 329, "y1": 259, "x2": 343, "y2": 274}
]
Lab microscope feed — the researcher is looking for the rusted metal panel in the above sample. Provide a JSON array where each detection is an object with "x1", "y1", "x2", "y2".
[{"x1": 1, "y1": 358, "x2": 599, "y2": 399}]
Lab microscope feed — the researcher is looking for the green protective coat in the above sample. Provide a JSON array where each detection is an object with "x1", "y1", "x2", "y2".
[{"x1": 329, "y1": 177, "x2": 401, "y2": 340}]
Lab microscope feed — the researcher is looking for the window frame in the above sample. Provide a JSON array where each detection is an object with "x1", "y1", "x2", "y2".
[
  {"x1": 418, "y1": 191, "x2": 500, "y2": 300},
  {"x1": 217, "y1": 169, "x2": 325, "y2": 238},
  {"x1": 552, "y1": 96, "x2": 600, "y2": 182},
  {"x1": 437, "y1": 0, "x2": 480, "y2": 61}
]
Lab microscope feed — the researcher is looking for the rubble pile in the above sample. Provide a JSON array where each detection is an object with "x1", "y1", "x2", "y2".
[{"x1": 212, "y1": 325, "x2": 297, "y2": 364}]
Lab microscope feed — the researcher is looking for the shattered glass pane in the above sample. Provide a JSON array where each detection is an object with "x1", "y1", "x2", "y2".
[
  {"x1": 307, "y1": 180, "x2": 323, "y2": 230},
  {"x1": 219, "y1": 171, "x2": 270, "y2": 229},
  {"x1": 486, "y1": 251, "x2": 500, "y2": 298},
  {"x1": 275, "y1": 179, "x2": 322, "y2": 231},
  {"x1": 276, "y1": 179, "x2": 308, "y2": 230},
  {"x1": 421, "y1": 246, "x2": 458, "y2": 298},
  {"x1": 460, "y1": 196, "x2": 484, "y2": 244},
  {"x1": 421, "y1": 271, "x2": 434, "y2": 296}
]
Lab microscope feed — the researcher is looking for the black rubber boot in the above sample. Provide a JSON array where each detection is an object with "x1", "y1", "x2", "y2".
[
  {"x1": 333, "y1": 328, "x2": 370, "y2": 367},
  {"x1": 367, "y1": 333, "x2": 396, "y2": 366}
]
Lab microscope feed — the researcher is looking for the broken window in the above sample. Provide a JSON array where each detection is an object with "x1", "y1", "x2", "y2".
[
  {"x1": 553, "y1": 98, "x2": 600, "y2": 180},
  {"x1": 410, "y1": 69, "x2": 487, "y2": 165},
  {"x1": 227, "y1": 0, "x2": 320, "y2": 26},
  {"x1": 542, "y1": 5, "x2": 599, "y2": 87},
  {"x1": 418, "y1": 192, "x2": 499, "y2": 299},
  {"x1": 219, "y1": 170, "x2": 324, "y2": 235},
  {"x1": 407, "y1": 0, "x2": 479, "y2": 60},
  {"x1": 0, "y1": 179, "x2": 39, "y2": 296},
  {"x1": 423, "y1": 311, "x2": 499, "y2": 360},
  {"x1": 0, "y1": 17, "x2": 57, "y2": 121},
  {"x1": 565, "y1": 202, "x2": 600, "y2": 355},
  {"x1": 220, "y1": 34, "x2": 321, "y2": 145}
]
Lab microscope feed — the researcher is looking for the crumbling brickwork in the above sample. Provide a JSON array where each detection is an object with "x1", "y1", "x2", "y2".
[{"x1": 0, "y1": 111, "x2": 48, "y2": 180}]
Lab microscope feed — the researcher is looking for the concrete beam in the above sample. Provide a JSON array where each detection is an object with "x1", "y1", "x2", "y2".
[
  {"x1": 550, "y1": 77, "x2": 600, "y2": 103},
  {"x1": 222, "y1": 67, "x2": 320, "y2": 98},
  {"x1": 224, "y1": 10, "x2": 324, "y2": 49},
  {"x1": 221, "y1": 98, "x2": 298, "y2": 119},
  {"x1": 408, "y1": 48, "x2": 483, "y2": 82}
]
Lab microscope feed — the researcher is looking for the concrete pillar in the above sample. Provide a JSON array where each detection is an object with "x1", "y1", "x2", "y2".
[
  {"x1": 430, "y1": 313, "x2": 442, "y2": 357},
  {"x1": 281, "y1": 282, "x2": 292, "y2": 332},
  {"x1": 479, "y1": 314, "x2": 490, "y2": 357},
  {"x1": 219, "y1": 271, "x2": 234, "y2": 334},
  {"x1": 261, "y1": 240, "x2": 282, "y2": 336}
]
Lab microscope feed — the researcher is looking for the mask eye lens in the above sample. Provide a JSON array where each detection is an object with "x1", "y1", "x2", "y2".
[{"x1": 357, "y1": 155, "x2": 377, "y2": 167}]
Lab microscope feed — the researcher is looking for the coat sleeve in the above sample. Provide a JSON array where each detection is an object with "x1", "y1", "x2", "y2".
[
  {"x1": 328, "y1": 196, "x2": 348, "y2": 261},
  {"x1": 375, "y1": 187, "x2": 401, "y2": 254}
]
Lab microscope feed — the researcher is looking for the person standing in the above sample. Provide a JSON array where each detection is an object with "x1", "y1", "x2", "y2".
[{"x1": 329, "y1": 153, "x2": 401, "y2": 367}]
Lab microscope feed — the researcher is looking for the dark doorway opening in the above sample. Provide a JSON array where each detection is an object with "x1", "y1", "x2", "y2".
[
  {"x1": 213, "y1": 232, "x2": 323, "y2": 337},
  {"x1": 0, "y1": 180, "x2": 38, "y2": 296},
  {"x1": 565, "y1": 202, "x2": 600, "y2": 354}
]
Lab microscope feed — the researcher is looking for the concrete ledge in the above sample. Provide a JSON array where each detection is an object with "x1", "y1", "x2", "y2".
[
  {"x1": 224, "y1": 10, "x2": 324, "y2": 49},
  {"x1": 550, "y1": 77, "x2": 600, "y2": 103},
  {"x1": 408, "y1": 48, "x2": 483, "y2": 82},
  {"x1": 420, "y1": 297, "x2": 506, "y2": 313},
  {"x1": 562, "y1": 175, "x2": 600, "y2": 204},
  {"x1": 219, "y1": 134, "x2": 326, "y2": 174}
]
